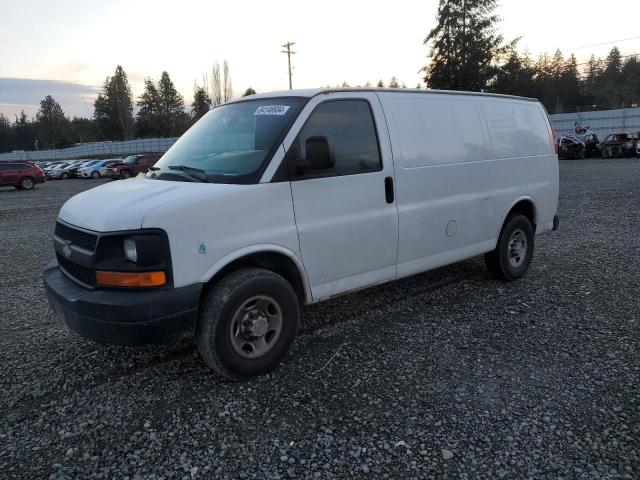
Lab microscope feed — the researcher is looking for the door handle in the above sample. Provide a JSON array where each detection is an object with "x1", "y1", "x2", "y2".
[{"x1": 384, "y1": 176, "x2": 394, "y2": 204}]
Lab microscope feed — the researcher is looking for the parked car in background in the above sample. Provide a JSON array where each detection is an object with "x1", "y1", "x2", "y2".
[
  {"x1": 631, "y1": 132, "x2": 640, "y2": 157},
  {"x1": 571, "y1": 123, "x2": 600, "y2": 158},
  {"x1": 600, "y1": 133, "x2": 636, "y2": 158},
  {"x1": 557, "y1": 134, "x2": 585, "y2": 160},
  {"x1": 47, "y1": 162, "x2": 74, "y2": 180},
  {"x1": 78, "y1": 159, "x2": 112, "y2": 179},
  {"x1": 67, "y1": 160, "x2": 93, "y2": 178},
  {"x1": 100, "y1": 160, "x2": 125, "y2": 178},
  {"x1": 0, "y1": 161, "x2": 45, "y2": 190},
  {"x1": 110, "y1": 154, "x2": 161, "y2": 179},
  {"x1": 583, "y1": 132, "x2": 600, "y2": 158}
]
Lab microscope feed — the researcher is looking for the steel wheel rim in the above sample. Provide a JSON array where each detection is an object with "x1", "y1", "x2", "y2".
[
  {"x1": 229, "y1": 295, "x2": 283, "y2": 359},
  {"x1": 22, "y1": 178, "x2": 33, "y2": 189},
  {"x1": 507, "y1": 229, "x2": 527, "y2": 268}
]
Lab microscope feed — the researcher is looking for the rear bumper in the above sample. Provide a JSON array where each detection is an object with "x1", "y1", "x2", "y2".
[{"x1": 43, "y1": 265, "x2": 202, "y2": 345}]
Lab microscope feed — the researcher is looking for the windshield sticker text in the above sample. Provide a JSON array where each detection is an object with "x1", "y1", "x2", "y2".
[{"x1": 253, "y1": 105, "x2": 290, "y2": 116}]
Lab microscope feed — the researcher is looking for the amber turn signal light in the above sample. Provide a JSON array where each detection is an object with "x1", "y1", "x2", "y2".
[{"x1": 96, "y1": 270, "x2": 166, "y2": 287}]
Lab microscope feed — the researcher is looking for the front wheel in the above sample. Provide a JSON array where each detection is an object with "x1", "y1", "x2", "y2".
[
  {"x1": 91, "y1": 171, "x2": 100, "y2": 179},
  {"x1": 485, "y1": 214, "x2": 535, "y2": 281},
  {"x1": 121, "y1": 170, "x2": 131, "y2": 179},
  {"x1": 61, "y1": 173, "x2": 69, "y2": 180},
  {"x1": 196, "y1": 268, "x2": 300, "y2": 379}
]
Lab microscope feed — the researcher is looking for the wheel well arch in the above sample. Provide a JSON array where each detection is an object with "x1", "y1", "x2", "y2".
[
  {"x1": 202, "y1": 249, "x2": 310, "y2": 305},
  {"x1": 504, "y1": 198, "x2": 537, "y2": 228}
]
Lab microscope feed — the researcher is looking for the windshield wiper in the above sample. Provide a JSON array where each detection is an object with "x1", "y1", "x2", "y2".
[{"x1": 167, "y1": 164, "x2": 210, "y2": 183}]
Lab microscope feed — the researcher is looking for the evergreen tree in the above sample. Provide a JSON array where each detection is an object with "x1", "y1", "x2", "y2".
[
  {"x1": 376, "y1": 79, "x2": 385, "y2": 87},
  {"x1": 490, "y1": 48, "x2": 536, "y2": 98},
  {"x1": 388, "y1": 77, "x2": 400, "y2": 88},
  {"x1": 423, "y1": 0, "x2": 505, "y2": 91},
  {"x1": 242, "y1": 87, "x2": 256, "y2": 97},
  {"x1": 0, "y1": 114, "x2": 11, "y2": 153},
  {"x1": 157, "y1": 71, "x2": 188, "y2": 137},
  {"x1": 35, "y1": 95, "x2": 69, "y2": 148},
  {"x1": 11, "y1": 111, "x2": 37, "y2": 151},
  {"x1": 136, "y1": 78, "x2": 162, "y2": 137},
  {"x1": 621, "y1": 56, "x2": 640, "y2": 107},
  {"x1": 600, "y1": 47, "x2": 624, "y2": 108},
  {"x1": 192, "y1": 86, "x2": 212, "y2": 120},
  {"x1": 69, "y1": 117, "x2": 98, "y2": 144},
  {"x1": 560, "y1": 54, "x2": 581, "y2": 112},
  {"x1": 93, "y1": 65, "x2": 134, "y2": 140}
]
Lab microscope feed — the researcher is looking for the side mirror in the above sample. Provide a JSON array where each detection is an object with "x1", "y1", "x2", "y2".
[{"x1": 296, "y1": 136, "x2": 334, "y2": 175}]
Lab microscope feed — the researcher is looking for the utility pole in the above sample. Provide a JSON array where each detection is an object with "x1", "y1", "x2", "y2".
[{"x1": 281, "y1": 42, "x2": 296, "y2": 90}]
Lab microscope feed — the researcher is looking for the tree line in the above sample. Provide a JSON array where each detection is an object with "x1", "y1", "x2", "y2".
[
  {"x1": 0, "y1": 62, "x2": 257, "y2": 153},
  {"x1": 3, "y1": 1, "x2": 639, "y2": 153},
  {"x1": 423, "y1": 0, "x2": 640, "y2": 113}
]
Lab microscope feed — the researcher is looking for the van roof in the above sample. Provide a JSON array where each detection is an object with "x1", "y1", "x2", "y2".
[{"x1": 230, "y1": 88, "x2": 539, "y2": 103}]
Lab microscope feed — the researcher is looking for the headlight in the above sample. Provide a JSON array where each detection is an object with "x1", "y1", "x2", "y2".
[{"x1": 124, "y1": 237, "x2": 138, "y2": 263}]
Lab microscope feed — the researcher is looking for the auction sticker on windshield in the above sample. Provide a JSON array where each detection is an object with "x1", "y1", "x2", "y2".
[{"x1": 254, "y1": 105, "x2": 290, "y2": 116}]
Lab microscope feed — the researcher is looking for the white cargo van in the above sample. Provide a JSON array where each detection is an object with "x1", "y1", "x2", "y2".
[{"x1": 44, "y1": 88, "x2": 559, "y2": 378}]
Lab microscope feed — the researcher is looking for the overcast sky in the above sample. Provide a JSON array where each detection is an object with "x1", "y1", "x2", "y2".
[{"x1": 1, "y1": 0, "x2": 639, "y2": 119}]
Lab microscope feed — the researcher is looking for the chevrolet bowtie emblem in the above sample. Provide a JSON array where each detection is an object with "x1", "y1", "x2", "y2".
[{"x1": 62, "y1": 241, "x2": 72, "y2": 258}]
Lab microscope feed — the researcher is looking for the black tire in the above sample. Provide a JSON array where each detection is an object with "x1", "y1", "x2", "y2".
[
  {"x1": 61, "y1": 173, "x2": 69, "y2": 180},
  {"x1": 19, "y1": 176, "x2": 35, "y2": 190},
  {"x1": 196, "y1": 268, "x2": 300, "y2": 379},
  {"x1": 484, "y1": 214, "x2": 535, "y2": 281},
  {"x1": 91, "y1": 171, "x2": 100, "y2": 179},
  {"x1": 121, "y1": 170, "x2": 131, "y2": 179}
]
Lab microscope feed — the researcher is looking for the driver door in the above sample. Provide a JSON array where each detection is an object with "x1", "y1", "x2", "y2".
[{"x1": 283, "y1": 92, "x2": 398, "y2": 301}]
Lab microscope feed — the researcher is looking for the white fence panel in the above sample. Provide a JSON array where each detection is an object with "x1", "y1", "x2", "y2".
[
  {"x1": 550, "y1": 108, "x2": 640, "y2": 140},
  {"x1": 0, "y1": 137, "x2": 178, "y2": 162}
]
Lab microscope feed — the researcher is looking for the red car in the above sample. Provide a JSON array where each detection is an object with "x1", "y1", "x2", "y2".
[
  {"x1": 109, "y1": 154, "x2": 161, "y2": 179},
  {"x1": 0, "y1": 162, "x2": 46, "y2": 190}
]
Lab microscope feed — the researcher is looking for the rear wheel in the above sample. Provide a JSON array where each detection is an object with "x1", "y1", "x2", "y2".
[
  {"x1": 19, "y1": 176, "x2": 35, "y2": 190},
  {"x1": 485, "y1": 214, "x2": 534, "y2": 281},
  {"x1": 196, "y1": 268, "x2": 300, "y2": 379},
  {"x1": 121, "y1": 170, "x2": 131, "y2": 179},
  {"x1": 61, "y1": 173, "x2": 69, "y2": 179},
  {"x1": 91, "y1": 171, "x2": 100, "y2": 179}
]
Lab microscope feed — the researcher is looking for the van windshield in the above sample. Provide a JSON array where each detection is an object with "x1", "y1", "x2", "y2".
[{"x1": 153, "y1": 97, "x2": 306, "y2": 184}]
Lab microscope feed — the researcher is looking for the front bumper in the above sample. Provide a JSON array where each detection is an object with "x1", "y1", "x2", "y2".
[{"x1": 43, "y1": 265, "x2": 202, "y2": 345}]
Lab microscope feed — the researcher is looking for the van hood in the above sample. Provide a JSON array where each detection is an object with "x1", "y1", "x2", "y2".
[{"x1": 58, "y1": 178, "x2": 245, "y2": 232}]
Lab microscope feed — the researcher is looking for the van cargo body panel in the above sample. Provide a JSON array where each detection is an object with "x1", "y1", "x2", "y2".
[{"x1": 376, "y1": 91, "x2": 558, "y2": 276}]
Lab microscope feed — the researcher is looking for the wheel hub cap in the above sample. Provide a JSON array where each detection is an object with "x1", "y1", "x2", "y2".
[
  {"x1": 242, "y1": 312, "x2": 269, "y2": 338},
  {"x1": 508, "y1": 229, "x2": 527, "y2": 268},
  {"x1": 230, "y1": 295, "x2": 283, "y2": 358}
]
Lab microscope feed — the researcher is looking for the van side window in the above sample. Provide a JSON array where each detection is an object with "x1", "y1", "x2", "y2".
[{"x1": 291, "y1": 100, "x2": 381, "y2": 178}]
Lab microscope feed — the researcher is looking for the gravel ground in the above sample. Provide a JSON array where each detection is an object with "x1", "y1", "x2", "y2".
[{"x1": 1, "y1": 162, "x2": 639, "y2": 480}]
